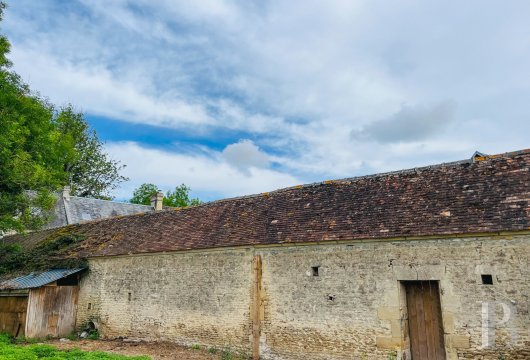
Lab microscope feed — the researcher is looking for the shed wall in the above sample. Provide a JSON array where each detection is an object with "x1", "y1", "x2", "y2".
[
  {"x1": 26, "y1": 286, "x2": 79, "y2": 338},
  {"x1": 0, "y1": 295, "x2": 27, "y2": 337},
  {"x1": 77, "y1": 234, "x2": 530, "y2": 360}
]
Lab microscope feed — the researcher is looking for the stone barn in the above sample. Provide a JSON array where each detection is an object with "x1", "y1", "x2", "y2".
[{"x1": 1, "y1": 149, "x2": 529, "y2": 360}]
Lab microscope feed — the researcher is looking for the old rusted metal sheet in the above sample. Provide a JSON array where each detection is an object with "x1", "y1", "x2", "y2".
[
  {"x1": 25, "y1": 286, "x2": 79, "y2": 338},
  {"x1": 0, "y1": 296, "x2": 28, "y2": 337}
]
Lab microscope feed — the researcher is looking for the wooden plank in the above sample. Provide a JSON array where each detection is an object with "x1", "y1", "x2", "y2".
[
  {"x1": 406, "y1": 283, "x2": 420, "y2": 360},
  {"x1": 26, "y1": 286, "x2": 79, "y2": 338},
  {"x1": 415, "y1": 283, "x2": 428, "y2": 359},
  {"x1": 251, "y1": 255, "x2": 262, "y2": 360},
  {"x1": 429, "y1": 282, "x2": 446, "y2": 359},
  {"x1": 0, "y1": 296, "x2": 28, "y2": 337},
  {"x1": 423, "y1": 282, "x2": 436, "y2": 359}
]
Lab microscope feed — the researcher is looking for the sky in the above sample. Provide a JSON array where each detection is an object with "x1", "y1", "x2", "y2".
[{"x1": 3, "y1": 0, "x2": 530, "y2": 201}]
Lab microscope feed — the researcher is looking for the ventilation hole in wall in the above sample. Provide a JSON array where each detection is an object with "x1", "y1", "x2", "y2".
[
  {"x1": 128, "y1": 292, "x2": 132, "y2": 301},
  {"x1": 481, "y1": 274, "x2": 493, "y2": 285},
  {"x1": 87, "y1": 303, "x2": 92, "y2": 310},
  {"x1": 327, "y1": 294, "x2": 336, "y2": 302},
  {"x1": 311, "y1": 266, "x2": 320, "y2": 276}
]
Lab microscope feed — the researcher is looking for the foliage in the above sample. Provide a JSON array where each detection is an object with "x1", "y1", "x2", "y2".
[
  {"x1": 0, "y1": 2, "x2": 9, "y2": 68},
  {"x1": 0, "y1": 333, "x2": 150, "y2": 359},
  {"x1": 207, "y1": 347, "x2": 217, "y2": 354},
  {"x1": 130, "y1": 183, "x2": 202, "y2": 208},
  {"x1": 0, "y1": 3, "x2": 127, "y2": 233},
  {"x1": 56, "y1": 107, "x2": 128, "y2": 199},
  {"x1": 129, "y1": 184, "x2": 158, "y2": 206},
  {"x1": 219, "y1": 347, "x2": 248, "y2": 360},
  {"x1": 191, "y1": 344, "x2": 200, "y2": 350},
  {"x1": 0, "y1": 233, "x2": 87, "y2": 276},
  {"x1": 164, "y1": 184, "x2": 202, "y2": 207},
  {"x1": 387, "y1": 350, "x2": 397, "y2": 360},
  {"x1": 87, "y1": 330, "x2": 99, "y2": 341}
]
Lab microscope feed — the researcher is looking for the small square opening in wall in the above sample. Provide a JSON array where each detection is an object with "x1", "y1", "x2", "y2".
[
  {"x1": 481, "y1": 274, "x2": 493, "y2": 285},
  {"x1": 311, "y1": 266, "x2": 320, "y2": 276}
]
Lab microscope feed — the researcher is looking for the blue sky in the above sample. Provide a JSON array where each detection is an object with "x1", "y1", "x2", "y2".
[{"x1": 3, "y1": 0, "x2": 530, "y2": 201}]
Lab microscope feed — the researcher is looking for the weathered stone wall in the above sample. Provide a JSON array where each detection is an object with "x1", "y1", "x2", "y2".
[
  {"x1": 77, "y1": 249, "x2": 255, "y2": 353},
  {"x1": 77, "y1": 234, "x2": 530, "y2": 360}
]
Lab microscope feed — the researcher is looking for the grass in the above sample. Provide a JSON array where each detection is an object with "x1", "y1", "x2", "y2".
[
  {"x1": 0, "y1": 333, "x2": 150, "y2": 360},
  {"x1": 87, "y1": 330, "x2": 100, "y2": 340}
]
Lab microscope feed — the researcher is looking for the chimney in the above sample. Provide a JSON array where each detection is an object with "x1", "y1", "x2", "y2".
[
  {"x1": 62, "y1": 186, "x2": 71, "y2": 200},
  {"x1": 150, "y1": 191, "x2": 164, "y2": 211}
]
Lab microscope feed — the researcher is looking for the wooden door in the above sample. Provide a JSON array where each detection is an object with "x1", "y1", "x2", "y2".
[
  {"x1": 25, "y1": 286, "x2": 79, "y2": 338},
  {"x1": 0, "y1": 296, "x2": 28, "y2": 337},
  {"x1": 404, "y1": 281, "x2": 446, "y2": 360}
]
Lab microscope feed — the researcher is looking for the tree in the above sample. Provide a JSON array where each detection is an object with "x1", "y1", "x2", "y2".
[
  {"x1": 0, "y1": 3, "x2": 62, "y2": 232},
  {"x1": 56, "y1": 106, "x2": 128, "y2": 199},
  {"x1": 0, "y1": 3, "x2": 127, "y2": 233},
  {"x1": 164, "y1": 184, "x2": 202, "y2": 207},
  {"x1": 129, "y1": 183, "x2": 159, "y2": 206},
  {"x1": 130, "y1": 183, "x2": 202, "y2": 207}
]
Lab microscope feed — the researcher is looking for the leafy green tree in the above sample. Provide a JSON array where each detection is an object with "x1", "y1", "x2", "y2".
[
  {"x1": 0, "y1": 3, "x2": 63, "y2": 232},
  {"x1": 129, "y1": 183, "x2": 159, "y2": 206},
  {"x1": 164, "y1": 184, "x2": 202, "y2": 207},
  {"x1": 0, "y1": 3, "x2": 127, "y2": 233},
  {"x1": 56, "y1": 106, "x2": 128, "y2": 199},
  {"x1": 130, "y1": 183, "x2": 202, "y2": 207}
]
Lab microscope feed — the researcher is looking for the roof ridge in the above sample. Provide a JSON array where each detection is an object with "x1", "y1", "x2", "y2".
[
  {"x1": 197, "y1": 148, "x2": 530, "y2": 207},
  {"x1": 68, "y1": 196, "x2": 153, "y2": 207},
  {"x1": 13, "y1": 148, "x2": 527, "y2": 230}
]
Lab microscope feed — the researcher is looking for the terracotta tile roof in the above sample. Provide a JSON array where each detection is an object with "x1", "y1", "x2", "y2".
[{"x1": 4, "y1": 149, "x2": 530, "y2": 258}]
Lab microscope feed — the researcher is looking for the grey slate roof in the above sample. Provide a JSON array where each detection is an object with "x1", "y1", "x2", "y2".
[
  {"x1": 0, "y1": 268, "x2": 85, "y2": 290},
  {"x1": 45, "y1": 189, "x2": 154, "y2": 229}
]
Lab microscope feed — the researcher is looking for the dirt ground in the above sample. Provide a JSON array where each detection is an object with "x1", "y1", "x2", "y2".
[{"x1": 48, "y1": 339, "x2": 221, "y2": 360}]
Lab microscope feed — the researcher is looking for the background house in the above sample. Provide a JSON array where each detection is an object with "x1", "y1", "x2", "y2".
[{"x1": 44, "y1": 186, "x2": 158, "y2": 229}]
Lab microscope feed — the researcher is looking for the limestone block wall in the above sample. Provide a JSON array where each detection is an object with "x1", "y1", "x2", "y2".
[
  {"x1": 77, "y1": 249, "x2": 254, "y2": 352},
  {"x1": 77, "y1": 234, "x2": 530, "y2": 360},
  {"x1": 257, "y1": 235, "x2": 529, "y2": 360}
]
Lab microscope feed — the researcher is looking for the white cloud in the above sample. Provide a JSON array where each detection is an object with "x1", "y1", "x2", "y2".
[
  {"x1": 106, "y1": 142, "x2": 300, "y2": 201},
  {"x1": 4, "y1": 0, "x2": 530, "y2": 199},
  {"x1": 9, "y1": 47, "x2": 213, "y2": 128},
  {"x1": 222, "y1": 140, "x2": 269, "y2": 173},
  {"x1": 351, "y1": 101, "x2": 457, "y2": 143}
]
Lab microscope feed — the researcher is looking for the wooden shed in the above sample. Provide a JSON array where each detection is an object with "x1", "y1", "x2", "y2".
[{"x1": 0, "y1": 268, "x2": 85, "y2": 338}]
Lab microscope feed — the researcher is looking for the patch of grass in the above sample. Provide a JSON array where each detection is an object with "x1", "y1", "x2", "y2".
[
  {"x1": 191, "y1": 343, "x2": 200, "y2": 350},
  {"x1": 220, "y1": 349, "x2": 235, "y2": 360},
  {"x1": 0, "y1": 333, "x2": 150, "y2": 359},
  {"x1": 207, "y1": 347, "x2": 217, "y2": 354},
  {"x1": 66, "y1": 332, "x2": 78, "y2": 341},
  {"x1": 220, "y1": 348, "x2": 249, "y2": 360},
  {"x1": 87, "y1": 330, "x2": 100, "y2": 340},
  {"x1": 387, "y1": 350, "x2": 397, "y2": 360}
]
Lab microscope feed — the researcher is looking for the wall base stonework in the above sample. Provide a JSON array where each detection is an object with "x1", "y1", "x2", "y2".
[{"x1": 77, "y1": 234, "x2": 530, "y2": 360}]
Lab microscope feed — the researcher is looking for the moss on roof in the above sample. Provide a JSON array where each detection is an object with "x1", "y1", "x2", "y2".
[{"x1": 2, "y1": 149, "x2": 529, "y2": 264}]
